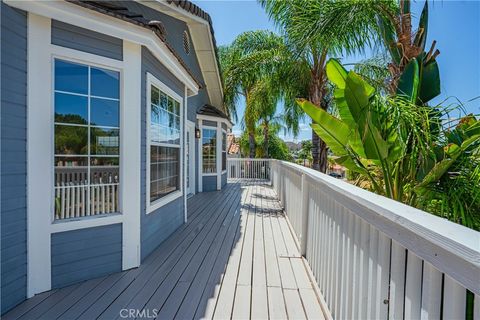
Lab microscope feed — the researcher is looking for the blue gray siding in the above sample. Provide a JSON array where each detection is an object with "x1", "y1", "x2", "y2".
[
  {"x1": 51, "y1": 224, "x2": 122, "y2": 288},
  {"x1": 1, "y1": 3, "x2": 28, "y2": 314},
  {"x1": 51, "y1": 20, "x2": 123, "y2": 60},
  {"x1": 202, "y1": 176, "x2": 218, "y2": 192},
  {"x1": 222, "y1": 172, "x2": 227, "y2": 187},
  {"x1": 141, "y1": 47, "x2": 185, "y2": 261}
]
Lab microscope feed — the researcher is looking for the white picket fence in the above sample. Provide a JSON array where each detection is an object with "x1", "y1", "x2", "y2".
[
  {"x1": 227, "y1": 158, "x2": 270, "y2": 180},
  {"x1": 228, "y1": 158, "x2": 480, "y2": 319},
  {"x1": 54, "y1": 166, "x2": 119, "y2": 220}
]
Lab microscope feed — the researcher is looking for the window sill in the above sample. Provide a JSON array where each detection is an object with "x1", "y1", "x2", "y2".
[
  {"x1": 202, "y1": 173, "x2": 218, "y2": 176},
  {"x1": 51, "y1": 212, "x2": 123, "y2": 233},
  {"x1": 147, "y1": 190, "x2": 183, "y2": 214}
]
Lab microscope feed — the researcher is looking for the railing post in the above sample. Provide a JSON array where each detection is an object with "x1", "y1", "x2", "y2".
[{"x1": 300, "y1": 173, "x2": 309, "y2": 256}]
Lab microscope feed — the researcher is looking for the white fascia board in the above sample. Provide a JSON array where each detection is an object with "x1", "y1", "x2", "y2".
[
  {"x1": 196, "y1": 114, "x2": 232, "y2": 126},
  {"x1": 141, "y1": 0, "x2": 224, "y2": 107},
  {"x1": 5, "y1": 0, "x2": 199, "y2": 95}
]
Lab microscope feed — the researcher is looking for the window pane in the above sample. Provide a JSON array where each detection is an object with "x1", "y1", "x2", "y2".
[
  {"x1": 91, "y1": 127, "x2": 119, "y2": 155},
  {"x1": 222, "y1": 152, "x2": 226, "y2": 171},
  {"x1": 90, "y1": 158, "x2": 119, "y2": 185},
  {"x1": 150, "y1": 146, "x2": 180, "y2": 203},
  {"x1": 55, "y1": 60, "x2": 88, "y2": 94},
  {"x1": 202, "y1": 129, "x2": 217, "y2": 173},
  {"x1": 151, "y1": 86, "x2": 159, "y2": 105},
  {"x1": 90, "y1": 67, "x2": 120, "y2": 99},
  {"x1": 54, "y1": 157, "x2": 89, "y2": 220},
  {"x1": 55, "y1": 125, "x2": 88, "y2": 155},
  {"x1": 90, "y1": 98, "x2": 119, "y2": 127},
  {"x1": 54, "y1": 93, "x2": 88, "y2": 124}
]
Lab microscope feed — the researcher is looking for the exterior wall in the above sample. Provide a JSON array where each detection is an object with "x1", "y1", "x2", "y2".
[
  {"x1": 47, "y1": 20, "x2": 125, "y2": 289},
  {"x1": 222, "y1": 172, "x2": 227, "y2": 187},
  {"x1": 141, "y1": 47, "x2": 185, "y2": 260},
  {"x1": 51, "y1": 20, "x2": 123, "y2": 60},
  {"x1": 1, "y1": 3, "x2": 28, "y2": 314},
  {"x1": 202, "y1": 176, "x2": 218, "y2": 192},
  {"x1": 51, "y1": 224, "x2": 122, "y2": 288}
]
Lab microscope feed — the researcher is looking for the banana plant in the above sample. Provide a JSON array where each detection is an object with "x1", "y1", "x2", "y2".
[{"x1": 298, "y1": 59, "x2": 407, "y2": 199}]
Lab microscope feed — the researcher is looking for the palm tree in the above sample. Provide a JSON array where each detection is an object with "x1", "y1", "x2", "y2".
[
  {"x1": 219, "y1": 30, "x2": 304, "y2": 158},
  {"x1": 259, "y1": 0, "x2": 396, "y2": 172}
]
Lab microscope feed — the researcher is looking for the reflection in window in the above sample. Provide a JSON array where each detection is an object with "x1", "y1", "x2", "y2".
[
  {"x1": 54, "y1": 59, "x2": 120, "y2": 220},
  {"x1": 149, "y1": 84, "x2": 181, "y2": 204},
  {"x1": 203, "y1": 129, "x2": 217, "y2": 173}
]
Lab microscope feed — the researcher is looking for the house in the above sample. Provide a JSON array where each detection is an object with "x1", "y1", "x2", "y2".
[{"x1": 1, "y1": 0, "x2": 232, "y2": 314}]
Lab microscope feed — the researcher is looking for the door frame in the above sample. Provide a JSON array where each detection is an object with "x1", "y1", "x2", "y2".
[{"x1": 186, "y1": 120, "x2": 196, "y2": 196}]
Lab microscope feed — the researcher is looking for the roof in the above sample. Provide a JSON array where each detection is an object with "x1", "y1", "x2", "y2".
[
  {"x1": 68, "y1": 0, "x2": 204, "y2": 88},
  {"x1": 197, "y1": 104, "x2": 230, "y2": 121}
]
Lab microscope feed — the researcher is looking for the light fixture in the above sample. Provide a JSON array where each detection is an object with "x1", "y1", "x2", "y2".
[{"x1": 195, "y1": 127, "x2": 201, "y2": 139}]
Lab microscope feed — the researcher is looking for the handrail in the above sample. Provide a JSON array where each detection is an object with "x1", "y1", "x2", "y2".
[{"x1": 269, "y1": 159, "x2": 480, "y2": 319}]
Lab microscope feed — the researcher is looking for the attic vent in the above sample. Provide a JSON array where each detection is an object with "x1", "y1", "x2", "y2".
[{"x1": 183, "y1": 31, "x2": 190, "y2": 55}]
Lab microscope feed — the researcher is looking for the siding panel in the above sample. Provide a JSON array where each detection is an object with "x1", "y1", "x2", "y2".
[
  {"x1": 51, "y1": 20, "x2": 123, "y2": 60},
  {"x1": 141, "y1": 47, "x2": 185, "y2": 261},
  {"x1": 203, "y1": 176, "x2": 218, "y2": 192},
  {"x1": 51, "y1": 224, "x2": 122, "y2": 288},
  {"x1": 1, "y1": 3, "x2": 28, "y2": 314}
]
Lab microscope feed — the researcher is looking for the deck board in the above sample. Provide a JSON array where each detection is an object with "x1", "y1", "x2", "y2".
[{"x1": 4, "y1": 182, "x2": 325, "y2": 320}]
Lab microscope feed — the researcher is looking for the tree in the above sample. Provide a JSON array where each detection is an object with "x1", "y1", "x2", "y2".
[
  {"x1": 219, "y1": 31, "x2": 304, "y2": 158},
  {"x1": 259, "y1": 0, "x2": 392, "y2": 172},
  {"x1": 297, "y1": 140, "x2": 313, "y2": 166}
]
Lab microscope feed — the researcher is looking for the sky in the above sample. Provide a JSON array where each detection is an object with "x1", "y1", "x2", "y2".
[{"x1": 197, "y1": 0, "x2": 480, "y2": 142}]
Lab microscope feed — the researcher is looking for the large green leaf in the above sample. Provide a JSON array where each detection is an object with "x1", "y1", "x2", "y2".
[
  {"x1": 418, "y1": 59, "x2": 440, "y2": 104},
  {"x1": 378, "y1": 17, "x2": 401, "y2": 65},
  {"x1": 326, "y1": 58, "x2": 347, "y2": 89},
  {"x1": 418, "y1": 158, "x2": 456, "y2": 187},
  {"x1": 413, "y1": 1, "x2": 429, "y2": 51},
  {"x1": 397, "y1": 58, "x2": 420, "y2": 103},
  {"x1": 297, "y1": 99, "x2": 350, "y2": 157},
  {"x1": 344, "y1": 71, "x2": 375, "y2": 119}
]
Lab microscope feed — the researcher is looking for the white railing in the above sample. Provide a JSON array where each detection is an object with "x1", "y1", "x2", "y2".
[
  {"x1": 269, "y1": 160, "x2": 480, "y2": 320},
  {"x1": 227, "y1": 158, "x2": 270, "y2": 180},
  {"x1": 54, "y1": 166, "x2": 119, "y2": 220}
]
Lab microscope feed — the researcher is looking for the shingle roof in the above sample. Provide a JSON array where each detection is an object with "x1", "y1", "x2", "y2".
[
  {"x1": 197, "y1": 104, "x2": 230, "y2": 121},
  {"x1": 67, "y1": 0, "x2": 204, "y2": 88}
]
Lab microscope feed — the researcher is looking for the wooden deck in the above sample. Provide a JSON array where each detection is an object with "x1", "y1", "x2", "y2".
[{"x1": 4, "y1": 181, "x2": 326, "y2": 320}]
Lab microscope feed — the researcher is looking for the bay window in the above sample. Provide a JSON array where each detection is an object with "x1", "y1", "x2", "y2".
[
  {"x1": 148, "y1": 76, "x2": 182, "y2": 208},
  {"x1": 202, "y1": 128, "x2": 217, "y2": 173},
  {"x1": 54, "y1": 59, "x2": 120, "y2": 220}
]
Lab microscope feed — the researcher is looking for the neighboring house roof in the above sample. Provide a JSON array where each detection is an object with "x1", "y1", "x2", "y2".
[
  {"x1": 227, "y1": 133, "x2": 240, "y2": 155},
  {"x1": 68, "y1": 0, "x2": 203, "y2": 88},
  {"x1": 197, "y1": 104, "x2": 230, "y2": 121}
]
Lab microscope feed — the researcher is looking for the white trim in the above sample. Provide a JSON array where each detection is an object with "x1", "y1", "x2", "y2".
[
  {"x1": 198, "y1": 119, "x2": 203, "y2": 192},
  {"x1": 5, "y1": 0, "x2": 199, "y2": 95},
  {"x1": 140, "y1": 0, "x2": 223, "y2": 107},
  {"x1": 27, "y1": 13, "x2": 52, "y2": 297},
  {"x1": 186, "y1": 120, "x2": 196, "y2": 196},
  {"x1": 216, "y1": 122, "x2": 222, "y2": 190},
  {"x1": 146, "y1": 73, "x2": 184, "y2": 214},
  {"x1": 184, "y1": 87, "x2": 188, "y2": 223},
  {"x1": 27, "y1": 15, "x2": 143, "y2": 296},
  {"x1": 197, "y1": 114, "x2": 232, "y2": 127},
  {"x1": 121, "y1": 40, "x2": 142, "y2": 270}
]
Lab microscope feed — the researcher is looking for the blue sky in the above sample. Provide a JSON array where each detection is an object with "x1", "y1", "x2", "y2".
[{"x1": 198, "y1": 0, "x2": 480, "y2": 141}]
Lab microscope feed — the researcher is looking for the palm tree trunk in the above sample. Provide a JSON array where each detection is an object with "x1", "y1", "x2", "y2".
[
  {"x1": 249, "y1": 132, "x2": 256, "y2": 158},
  {"x1": 263, "y1": 121, "x2": 269, "y2": 158},
  {"x1": 310, "y1": 51, "x2": 329, "y2": 173}
]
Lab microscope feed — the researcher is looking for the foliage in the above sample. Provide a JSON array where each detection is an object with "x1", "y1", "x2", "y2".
[
  {"x1": 297, "y1": 140, "x2": 313, "y2": 165},
  {"x1": 239, "y1": 126, "x2": 292, "y2": 161},
  {"x1": 299, "y1": 59, "x2": 480, "y2": 230}
]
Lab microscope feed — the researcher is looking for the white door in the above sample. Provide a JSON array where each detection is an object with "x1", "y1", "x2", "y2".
[{"x1": 186, "y1": 122, "x2": 195, "y2": 195}]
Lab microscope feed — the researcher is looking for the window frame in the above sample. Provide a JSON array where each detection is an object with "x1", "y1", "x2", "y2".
[
  {"x1": 221, "y1": 129, "x2": 227, "y2": 174},
  {"x1": 146, "y1": 73, "x2": 184, "y2": 213},
  {"x1": 51, "y1": 55, "x2": 123, "y2": 222},
  {"x1": 201, "y1": 126, "x2": 218, "y2": 176}
]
